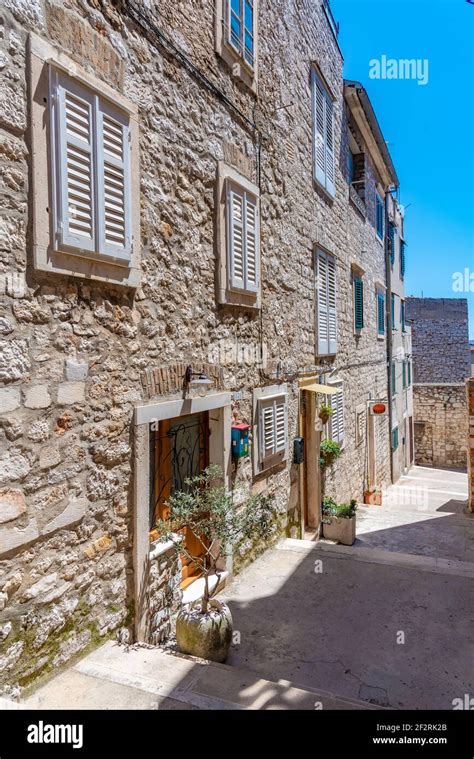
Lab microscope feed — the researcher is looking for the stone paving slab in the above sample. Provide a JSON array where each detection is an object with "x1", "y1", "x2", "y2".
[{"x1": 17, "y1": 642, "x2": 378, "y2": 711}]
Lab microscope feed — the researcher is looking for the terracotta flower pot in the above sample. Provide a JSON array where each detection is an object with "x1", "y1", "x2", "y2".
[
  {"x1": 319, "y1": 411, "x2": 330, "y2": 425},
  {"x1": 176, "y1": 599, "x2": 233, "y2": 663},
  {"x1": 364, "y1": 491, "x2": 382, "y2": 506},
  {"x1": 322, "y1": 515, "x2": 356, "y2": 546}
]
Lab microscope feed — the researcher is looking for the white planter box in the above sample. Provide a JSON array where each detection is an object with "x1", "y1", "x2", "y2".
[{"x1": 322, "y1": 515, "x2": 356, "y2": 546}]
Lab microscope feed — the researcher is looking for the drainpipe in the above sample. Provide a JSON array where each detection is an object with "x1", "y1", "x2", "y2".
[{"x1": 385, "y1": 191, "x2": 394, "y2": 484}]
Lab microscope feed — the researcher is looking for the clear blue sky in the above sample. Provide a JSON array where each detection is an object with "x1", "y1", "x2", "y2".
[{"x1": 333, "y1": 0, "x2": 474, "y2": 337}]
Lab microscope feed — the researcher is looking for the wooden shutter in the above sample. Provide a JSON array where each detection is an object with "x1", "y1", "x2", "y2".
[
  {"x1": 313, "y1": 71, "x2": 335, "y2": 197},
  {"x1": 400, "y1": 240, "x2": 406, "y2": 277},
  {"x1": 244, "y1": 193, "x2": 259, "y2": 292},
  {"x1": 228, "y1": 185, "x2": 245, "y2": 290},
  {"x1": 313, "y1": 75, "x2": 326, "y2": 188},
  {"x1": 274, "y1": 397, "x2": 287, "y2": 454},
  {"x1": 354, "y1": 277, "x2": 364, "y2": 330},
  {"x1": 377, "y1": 293, "x2": 385, "y2": 335},
  {"x1": 327, "y1": 254, "x2": 337, "y2": 353},
  {"x1": 325, "y1": 95, "x2": 335, "y2": 197},
  {"x1": 316, "y1": 250, "x2": 329, "y2": 355},
  {"x1": 259, "y1": 395, "x2": 287, "y2": 463},
  {"x1": 53, "y1": 71, "x2": 96, "y2": 254},
  {"x1": 329, "y1": 383, "x2": 344, "y2": 443},
  {"x1": 97, "y1": 101, "x2": 132, "y2": 261}
]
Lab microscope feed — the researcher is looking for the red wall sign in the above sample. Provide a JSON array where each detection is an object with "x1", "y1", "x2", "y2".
[{"x1": 372, "y1": 403, "x2": 386, "y2": 415}]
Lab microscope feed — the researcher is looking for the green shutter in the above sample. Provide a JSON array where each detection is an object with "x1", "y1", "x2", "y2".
[
  {"x1": 400, "y1": 240, "x2": 406, "y2": 277},
  {"x1": 389, "y1": 223, "x2": 395, "y2": 265},
  {"x1": 402, "y1": 361, "x2": 407, "y2": 388},
  {"x1": 391, "y1": 361, "x2": 396, "y2": 396},
  {"x1": 377, "y1": 293, "x2": 385, "y2": 335},
  {"x1": 391, "y1": 293, "x2": 396, "y2": 329},
  {"x1": 392, "y1": 426, "x2": 399, "y2": 450},
  {"x1": 401, "y1": 300, "x2": 406, "y2": 332},
  {"x1": 408, "y1": 360, "x2": 411, "y2": 386},
  {"x1": 354, "y1": 277, "x2": 364, "y2": 330}
]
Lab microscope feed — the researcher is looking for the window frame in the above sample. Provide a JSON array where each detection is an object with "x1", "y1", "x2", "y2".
[
  {"x1": 377, "y1": 291, "x2": 385, "y2": 336},
  {"x1": 253, "y1": 385, "x2": 289, "y2": 473},
  {"x1": 29, "y1": 34, "x2": 141, "y2": 288},
  {"x1": 227, "y1": 0, "x2": 255, "y2": 69},
  {"x1": 216, "y1": 161, "x2": 261, "y2": 308},
  {"x1": 215, "y1": 0, "x2": 258, "y2": 91},
  {"x1": 315, "y1": 247, "x2": 337, "y2": 356},
  {"x1": 353, "y1": 275, "x2": 364, "y2": 333}
]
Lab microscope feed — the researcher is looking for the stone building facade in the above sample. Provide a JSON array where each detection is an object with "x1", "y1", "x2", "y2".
[
  {"x1": 0, "y1": 0, "x2": 399, "y2": 691},
  {"x1": 405, "y1": 298, "x2": 470, "y2": 469}
]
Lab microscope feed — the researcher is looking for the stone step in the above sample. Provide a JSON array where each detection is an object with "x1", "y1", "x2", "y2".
[{"x1": 18, "y1": 640, "x2": 384, "y2": 711}]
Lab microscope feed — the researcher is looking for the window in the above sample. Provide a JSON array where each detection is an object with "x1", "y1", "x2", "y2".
[
  {"x1": 353, "y1": 276, "x2": 364, "y2": 331},
  {"x1": 407, "y1": 360, "x2": 412, "y2": 386},
  {"x1": 376, "y1": 191, "x2": 384, "y2": 240},
  {"x1": 377, "y1": 292, "x2": 385, "y2": 335},
  {"x1": 402, "y1": 360, "x2": 407, "y2": 389},
  {"x1": 257, "y1": 394, "x2": 288, "y2": 469},
  {"x1": 327, "y1": 381, "x2": 344, "y2": 444},
  {"x1": 30, "y1": 37, "x2": 140, "y2": 287},
  {"x1": 217, "y1": 162, "x2": 260, "y2": 306},
  {"x1": 400, "y1": 239, "x2": 406, "y2": 278},
  {"x1": 391, "y1": 361, "x2": 397, "y2": 396},
  {"x1": 50, "y1": 69, "x2": 132, "y2": 264},
  {"x1": 400, "y1": 299, "x2": 406, "y2": 332},
  {"x1": 347, "y1": 149, "x2": 354, "y2": 184},
  {"x1": 215, "y1": 0, "x2": 257, "y2": 91},
  {"x1": 228, "y1": 0, "x2": 254, "y2": 67},
  {"x1": 392, "y1": 426, "x2": 399, "y2": 451},
  {"x1": 312, "y1": 70, "x2": 335, "y2": 197},
  {"x1": 389, "y1": 222, "x2": 396, "y2": 265},
  {"x1": 316, "y1": 249, "x2": 337, "y2": 355},
  {"x1": 391, "y1": 293, "x2": 397, "y2": 330}
]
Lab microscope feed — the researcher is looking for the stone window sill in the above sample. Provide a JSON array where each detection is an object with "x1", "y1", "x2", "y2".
[
  {"x1": 181, "y1": 571, "x2": 229, "y2": 606},
  {"x1": 149, "y1": 533, "x2": 183, "y2": 561}
]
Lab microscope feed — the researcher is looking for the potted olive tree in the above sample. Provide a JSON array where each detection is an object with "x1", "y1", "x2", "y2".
[
  {"x1": 322, "y1": 496, "x2": 357, "y2": 546},
  {"x1": 155, "y1": 465, "x2": 275, "y2": 663}
]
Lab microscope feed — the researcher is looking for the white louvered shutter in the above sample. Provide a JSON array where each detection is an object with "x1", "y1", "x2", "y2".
[
  {"x1": 327, "y1": 254, "x2": 337, "y2": 353},
  {"x1": 325, "y1": 95, "x2": 335, "y2": 197},
  {"x1": 97, "y1": 101, "x2": 132, "y2": 261},
  {"x1": 260, "y1": 401, "x2": 275, "y2": 461},
  {"x1": 329, "y1": 385, "x2": 344, "y2": 443},
  {"x1": 317, "y1": 251, "x2": 329, "y2": 355},
  {"x1": 228, "y1": 186, "x2": 245, "y2": 290},
  {"x1": 54, "y1": 73, "x2": 96, "y2": 253},
  {"x1": 314, "y1": 76, "x2": 326, "y2": 187},
  {"x1": 244, "y1": 194, "x2": 259, "y2": 292},
  {"x1": 274, "y1": 397, "x2": 287, "y2": 454}
]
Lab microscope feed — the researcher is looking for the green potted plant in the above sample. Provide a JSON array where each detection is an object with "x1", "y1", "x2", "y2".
[
  {"x1": 364, "y1": 485, "x2": 382, "y2": 506},
  {"x1": 318, "y1": 403, "x2": 333, "y2": 425},
  {"x1": 155, "y1": 465, "x2": 275, "y2": 663},
  {"x1": 322, "y1": 496, "x2": 357, "y2": 545},
  {"x1": 320, "y1": 439, "x2": 342, "y2": 469}
]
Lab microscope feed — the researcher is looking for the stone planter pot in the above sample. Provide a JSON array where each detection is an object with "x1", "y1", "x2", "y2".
[
  {"x1": 176, "y1": 599, "x2": 233, "y2": 663},
  {"x1": 322, "y1": 515, "x2": 356, "y2": 546},
  {"x1": 364, "y1": 491, "x2": 382, "y2": 506}
]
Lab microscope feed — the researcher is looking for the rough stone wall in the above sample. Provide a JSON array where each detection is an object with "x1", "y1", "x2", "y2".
[
  {"x1": 413, "y1": 385, "x2": 467, "y2": 470},
  {"x1": 0, "y1": 0, "x2": 392, "y2": 691},
  {"x1": 468, "y1": 378, "x2": 474, "y2": 511},
  {"x1": 405, "y1": 298, "x2": 470, "y2": 383}
]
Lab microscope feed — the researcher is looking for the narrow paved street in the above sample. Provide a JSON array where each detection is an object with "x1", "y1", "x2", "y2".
[{"x1": 12, "y1": 466, "x2": 474, "y2": 711}]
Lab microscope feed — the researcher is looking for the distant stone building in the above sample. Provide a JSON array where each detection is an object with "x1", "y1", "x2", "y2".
[{"x1": 405, "y1": 298, "x2": 470, "y2": 469}]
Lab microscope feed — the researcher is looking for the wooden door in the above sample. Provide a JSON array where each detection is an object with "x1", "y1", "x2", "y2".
[{"x1": 150, "y1": 412, "x2": 209, "y2": 588}]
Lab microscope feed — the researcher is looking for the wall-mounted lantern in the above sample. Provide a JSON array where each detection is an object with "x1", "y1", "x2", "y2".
[{"x1": 183, "y1": 365, "x2": 214, "y2": 398}]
